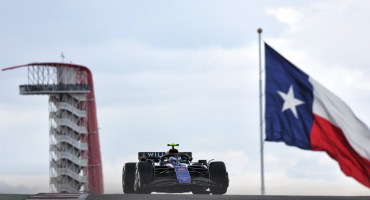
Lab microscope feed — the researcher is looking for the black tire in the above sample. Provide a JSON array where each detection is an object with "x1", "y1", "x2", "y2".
[
  {"x1": 209, "y1": 161, "x2": 229, "y2": 195},
  {"x1": 134, "y1": 161, "x2": 154, "y2": 194},
  {"x1": 122, "y1": 162, "x2": 136, "y2": 193}
]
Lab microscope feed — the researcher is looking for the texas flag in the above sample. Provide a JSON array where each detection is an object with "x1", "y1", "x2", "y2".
[{"x1": 264, "y1": 43, "x2": 370, "y2": 188}]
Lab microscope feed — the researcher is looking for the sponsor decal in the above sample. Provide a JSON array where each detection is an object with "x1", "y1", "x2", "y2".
[
  {"x1": 146, "y1": 152, "x2": 165, "y2": 158},
  {"x1": 174, "y1": 166, "x2": 191, "y2": 183}
]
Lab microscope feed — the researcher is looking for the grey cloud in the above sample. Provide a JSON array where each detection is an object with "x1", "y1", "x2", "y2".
[{"x1": 0, "y1": 181, "x2": 35, "y2": 194}]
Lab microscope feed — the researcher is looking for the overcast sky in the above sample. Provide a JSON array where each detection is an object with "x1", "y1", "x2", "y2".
[{"x1": 0, "y1": 0, "x2": 369, "y2": 196}]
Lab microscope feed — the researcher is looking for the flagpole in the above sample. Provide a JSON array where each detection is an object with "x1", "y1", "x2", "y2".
[{"x1": 257, "y1": 28, "x2": 265, "y2": 196}]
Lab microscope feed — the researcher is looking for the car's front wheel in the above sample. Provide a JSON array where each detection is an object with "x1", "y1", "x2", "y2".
[
  {"x1": 122, "y1": 162, "x2": 136, "y2": 193},
  {"x1": 209, "y1": 161, "x2": 229, "y2": 195},
  {"x1": 134, "y1": 161, "x2": 154, "y2": 194}
]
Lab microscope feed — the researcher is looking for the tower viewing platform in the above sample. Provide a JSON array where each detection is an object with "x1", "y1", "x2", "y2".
[{"x1": 19, "y1": 84, "x2": 90, "y2": 94}]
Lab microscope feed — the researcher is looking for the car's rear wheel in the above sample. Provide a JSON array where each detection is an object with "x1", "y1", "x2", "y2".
[
  {"x1": 134, "y1": 161, "x2": 154, "y2": 194},
  {"x1": 122, "y1": 162, "x2": 136, "y2": 193},
  {"x1": 209, "y1": 161, "x2": 229, "y2": 195}
]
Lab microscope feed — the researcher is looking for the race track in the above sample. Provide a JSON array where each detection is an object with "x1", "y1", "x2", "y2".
[
  {"x1": 1, "y1": 193, "x2": 369, "y2": 200},
  {"x1": 86, "y1": 194, "x2": 370, "y2": 200}
]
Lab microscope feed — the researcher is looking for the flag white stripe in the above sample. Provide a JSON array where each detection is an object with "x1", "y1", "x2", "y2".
[{"x1": 309, "y1": 77, "x2": 370, "y2": 160}]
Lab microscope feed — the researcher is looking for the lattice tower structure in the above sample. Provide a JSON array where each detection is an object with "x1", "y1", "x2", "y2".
[{"x1": 2, "y1": 63, "x2": 104, "y2": 194}]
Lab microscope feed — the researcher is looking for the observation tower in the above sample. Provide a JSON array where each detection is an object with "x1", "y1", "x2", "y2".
[{"x1": 2, "y1": 63, "x2": 104, "y2": 194}]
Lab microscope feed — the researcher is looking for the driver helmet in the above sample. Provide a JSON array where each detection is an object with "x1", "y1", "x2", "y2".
[{"x1": 169, "y1": 156, "x2": 178, "y2": 165}]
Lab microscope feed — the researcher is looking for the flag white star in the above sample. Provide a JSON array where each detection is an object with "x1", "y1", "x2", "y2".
[{"x1": 277, "y1": 85, "x2": 304, "y2": 118}]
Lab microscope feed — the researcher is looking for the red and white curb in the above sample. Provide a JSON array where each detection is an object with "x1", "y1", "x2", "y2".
[{"x1": 26, "y1": 193, "x2": 89, "y2": 200}]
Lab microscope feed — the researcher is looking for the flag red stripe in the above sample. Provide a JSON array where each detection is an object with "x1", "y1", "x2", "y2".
[{"x1": 310, "y1": 114, "x2": 370, "y2": 188}]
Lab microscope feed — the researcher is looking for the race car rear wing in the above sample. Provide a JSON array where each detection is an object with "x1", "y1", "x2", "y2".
[{"x1": 138, "y1": 152, "x2": 192, "y2": 161}]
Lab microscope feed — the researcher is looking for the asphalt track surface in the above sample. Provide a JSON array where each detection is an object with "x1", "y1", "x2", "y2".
[
  {"x1": 1, "y1": 194, "x2": 369, "y2": 200},
  {"x1": 0, "y1": 194, "x2": 29, "y2": 200},
  {"x1": 87, "y1": 194, "x2": 370, "y2": 200}
]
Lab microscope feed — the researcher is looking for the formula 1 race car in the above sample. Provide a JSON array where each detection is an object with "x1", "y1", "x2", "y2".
[{"x1": 122, "y1": 144, "x2": 229, "y2": 194}]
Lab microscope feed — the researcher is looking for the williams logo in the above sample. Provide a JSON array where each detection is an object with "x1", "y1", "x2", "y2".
[{"x1": 146, "y1": 152, "x2": 165, "y2": 158}]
